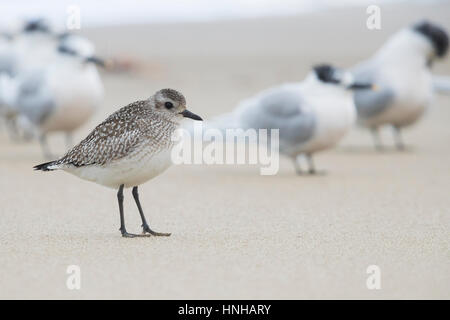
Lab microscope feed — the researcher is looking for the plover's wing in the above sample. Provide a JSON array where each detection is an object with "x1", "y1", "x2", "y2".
[
  {"x1": 351, "y1": 61, "x2": 395, "y2": 119},
  {"x1": 15, "y1": 70, "x2": 55, "y2": 125},
  {"x1": 57, "y1": 101, "x2": 150, "y2": 168},
  {"x1": 241, "y1": 86, "x2": 316, "y2": 145}
]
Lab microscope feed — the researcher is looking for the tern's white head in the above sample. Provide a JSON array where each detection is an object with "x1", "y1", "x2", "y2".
[
  {"x1": 377, "y1": 20, "x2": 448, "y2": 66},
  {"x1": 56, "y1": 33, "x2": 106, "y2": 68},
  {"x1": 16, "y1": 18, "x2": 55, "y2": 43}
]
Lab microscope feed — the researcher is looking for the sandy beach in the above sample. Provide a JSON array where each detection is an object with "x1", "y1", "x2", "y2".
[{"x1": 0, "y1": 2, "x2": 449, "y2": 299}]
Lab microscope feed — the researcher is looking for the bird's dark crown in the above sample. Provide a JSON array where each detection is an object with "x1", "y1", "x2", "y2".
[
  {"x1": 158, "y1": 88, "x2": 186, "y2": 105},
  {"x1": 23, "y1": 19, "x2": 51, "y2": 33},
  {"x1": 413, "y1": 20, "x2": 449, "y2": 57},
  {"x1": 313, "y1": 64, "x2": 340, "y2": 84}
]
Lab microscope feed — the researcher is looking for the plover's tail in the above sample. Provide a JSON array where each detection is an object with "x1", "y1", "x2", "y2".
[{"x1": 33, "y1": 160, "x2": 59, "y2": 171}]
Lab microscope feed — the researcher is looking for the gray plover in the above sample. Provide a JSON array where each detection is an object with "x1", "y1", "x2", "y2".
[
  {"x1": 201, "y1": 64, "x2": 373, "y2": 174},
  {"x1": 34, "y1": 88, "x2": 202, "y2": 238},
  {"x1": 352, "y1": 20, "x2": 448, "y2": 150}
]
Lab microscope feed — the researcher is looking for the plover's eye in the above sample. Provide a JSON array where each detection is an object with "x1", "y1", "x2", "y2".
[{"x1": 165, "y1": 102, "x2": 174, "y2": 109}]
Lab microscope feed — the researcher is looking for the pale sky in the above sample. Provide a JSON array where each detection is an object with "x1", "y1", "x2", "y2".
[{"x1": 0, "y1": 0, "x2": 424, "y2": 29}]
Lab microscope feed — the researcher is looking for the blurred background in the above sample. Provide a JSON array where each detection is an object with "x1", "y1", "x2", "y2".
[
  {"x1": 1, "y1": 0, "x2": 449, "y2": 154},
  {"x1": 0, "y1": 0, "x2": 449, "y2": 299}
]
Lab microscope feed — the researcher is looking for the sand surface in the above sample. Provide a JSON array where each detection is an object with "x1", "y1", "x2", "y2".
[{"x1": 0, "y1": 3, "x2": 449, "y2": 299}]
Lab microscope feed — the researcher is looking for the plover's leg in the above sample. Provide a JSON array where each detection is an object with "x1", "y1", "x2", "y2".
[
  {"x1": 117, "y1": 184, "x2": 149, "y2": 238},
  {"x1": 392, "y1": 126, "x2": 405, "y2": 151},
  {"x1": 118, "y1": 184, "x2": 132, "y2": 237},
  {"x1": 132, "y1": 186, "x2": 171, "y2": 236},
  {"x1": 292, "y1": 155, "x2": 303, "y2": 175},
  {"x1": 371, "y1": 127, "x2": 383, "y2": 151},
  {"x1": 306, "y1": 154, "x2": 316, "y2": 175}
]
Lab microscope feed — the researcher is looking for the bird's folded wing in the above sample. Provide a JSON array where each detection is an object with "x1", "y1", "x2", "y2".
[
  {"x1": 16, "y1": 71, "x2": 55, "y2": 125},
  {"x1": 351, "y1": 62, "x2": 395, "y2": 118},
  {"x1": 59, "y1": 106, "x2": 146, "y2": 167},
  {"x1": 243, "y1": 87, "x2": 316, "y2": 145}
]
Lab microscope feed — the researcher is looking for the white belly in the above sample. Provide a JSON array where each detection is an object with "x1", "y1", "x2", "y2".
[
  {"x1": 363, "y1": 66, "x2": 432, "y2": 128},
  {"x1": 363, "y1": 96, "x2": 429, "y2": 128},
  {"x1": 41, "y1": 99, "x2": 97, "y2": 133},
  {"x1": 65, "y1": 148, "x2": 173, "y2": 189},
  {"x1": 42, "y1": 66, "x2": 103, "y2": 133},
  {"x1": 296, "y1": 98, "x2": 356, "y2": 155}
]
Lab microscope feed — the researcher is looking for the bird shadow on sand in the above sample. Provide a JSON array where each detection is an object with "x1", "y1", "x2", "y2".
[
  {"x1": 274, "y1": 170, "x2": 328, "y2": 178},
  {"x1": 336, "y1": 145, "x2": 416, "y2": 155}
]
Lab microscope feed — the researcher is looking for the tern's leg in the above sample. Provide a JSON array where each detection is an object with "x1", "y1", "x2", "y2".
[
  {"x1": 6, "y1": 118, "x2": 20, "y2": 142},
  {"x1": 292, "y1": 155, "x2": 303, "y2": 175},
  {"x1": 371, "y1": 127, "x2": 383, "y2": 151},
  {"x1": 306, "y1": 154, "x2": 316, "y2": 175},
  {"x1": 392, "y1": 126, "x2": 405, "y2": 151},
  {"x1": 118, "y1": 184, "x2": 150, "y2": 238},
  {"x1": 39, "y1": 134, "x2": 54, "y2": 159},
  {"x1": 132, "y1": 186, "x2": 171, "y2": 236}
]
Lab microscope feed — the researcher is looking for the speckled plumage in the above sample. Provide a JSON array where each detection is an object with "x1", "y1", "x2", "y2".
[{"x1": 57, "y1": 99, "x2": 178, "y2": 167}]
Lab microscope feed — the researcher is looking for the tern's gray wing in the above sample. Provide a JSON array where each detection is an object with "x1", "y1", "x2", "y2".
[
  {"x1": 16, "y1": 70, "x2": 55, "y2": 125},
  {"x1": 0, "y1": 54, "x2": 15, "y2": 76},
  {"x1": 242, "y1": 87, "x2": 316, "y2": 146},
  {"x1": 351, "y1": 61, "x2": 395, "y2": 119}
]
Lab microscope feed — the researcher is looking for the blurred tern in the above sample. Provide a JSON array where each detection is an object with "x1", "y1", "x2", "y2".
[
  {"x1": 0, "y1": 18, "x2": 57, "y2": 139},
  {"x1": 0, "y1": 18, "x2": 56, "y2": 76},
  {"x1": 202, "y1": 64, "x2": 374, "y2": 174},
  {"x1": 352, "y1": 20, "x2": 449, "y2": 150},
  {"x1": 0, "y1": 33, "x2": 105, "y2": 157}
]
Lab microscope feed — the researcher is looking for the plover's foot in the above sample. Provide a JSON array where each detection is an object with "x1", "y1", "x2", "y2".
[
  {"x1": 142, "y1": 224, "x2": 171, "y2": 236},
  {"x1": 121, "y1": 231, "x2": 152, "y2": 238}
]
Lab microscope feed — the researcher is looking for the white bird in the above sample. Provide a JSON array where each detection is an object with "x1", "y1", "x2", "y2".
[
  {"x1": 0, "y1": 32, "x2": 14, "y2": 75},
  {"x1": 201, "y1": 65, "x2": 374, "y2": 174},
  {"x1": 1, "y1": 33, "x2": 105, "y2": 157},
  {"x1": 0, "y1": 19, "x2": 58, "y2": 139},
  {"x1": 0, "y1": 36, "x2": 19, "y2": 137},
  {"x1": 352, "y1": 20, "x2": 449, "y2": 150},
  {"x1": 34, "y1": 89, "x2": 202, "y2": 238},
  {"x1": 0, "y1": 19, "x2": 57, "y2": 76}
]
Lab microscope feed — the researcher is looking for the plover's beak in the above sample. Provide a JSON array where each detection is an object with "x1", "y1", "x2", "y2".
[
  {"x1": 85, "y1": 56, "x2": 106, "y2": 68},
  {"x1": 180, "y1": 109, "x2": 203, "y2": 121}
]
